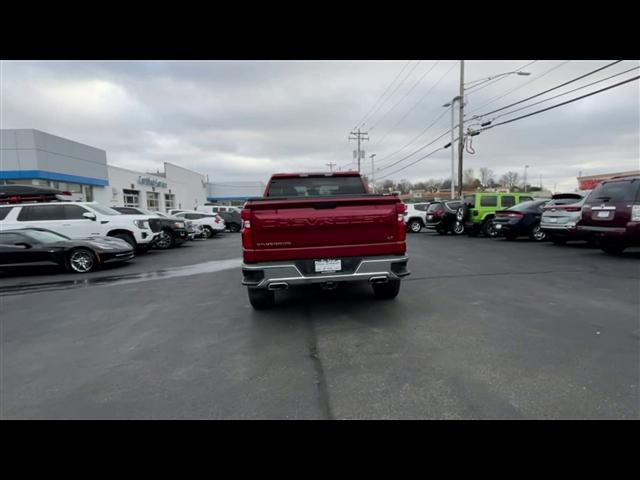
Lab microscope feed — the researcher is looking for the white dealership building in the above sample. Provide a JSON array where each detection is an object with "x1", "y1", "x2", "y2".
[{"x1": 1, "y1": 129, "x2": 213, "y2": 212}]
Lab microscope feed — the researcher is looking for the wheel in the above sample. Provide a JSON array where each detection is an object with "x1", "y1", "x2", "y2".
[
  {"x1": 600, "y1": 241, "x2": 626, "y2": 254},
  {"x1": 452, "y1": 221, "x2": 465, "y2": 235},
  {"x1": 110, "y1": 232, "x2": 136, "y2": 249},
  {"x1": 155, "y1": 229, "x2": 175, "y2": 249},
  {"x1": 372, "y1": 279, "x2": 401, "y2": 300},
  {"x1": 408, "y1": 219, "x2": 423, "y2": 233},
  {"x1": 67, "y1": 248, "x2": 97, "y2": 273},
  {"x1": 551, "y1": 236, "x2": 567, "y2": 246},
  {"x1": 228, "y1": 223, "x2": 241, "y2": 233},
  {"x1": 248, "y1": 288, "x2": 275, "y2": 309},
  {"x1": 529, "y1": 224, "x2": 547, "y2": 242},
  {"x1": 483, "y1": 219, "x2": 499, "y2": 238},
  {"x1": 203, "y1": 226, "x2": 214, "y2": 239},
  {"x1": 456, "y1": 206, "x2": 467, "y2": 222}
]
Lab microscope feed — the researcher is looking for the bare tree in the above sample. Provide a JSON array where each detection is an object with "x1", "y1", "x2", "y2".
[
  {"x1": 499, "y1": 171, "x2": 520, "y2": 191},
  {"x1": 479, "y1": 167, "x2": 494, "y2": 187},
  {"x1": 396, "y1": 179, "x2": 413, "y2": 194},
  {"x1": 424, "y1": 178, "x2": 440, "y2": 193},
  {"x1": 380, "y1": 179, "x2": 394, "y2": 192}
]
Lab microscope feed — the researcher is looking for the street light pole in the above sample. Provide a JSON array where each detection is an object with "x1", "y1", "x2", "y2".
[
  {"x1": 443, "y1": 96, "x2": 461, "y2": 199},
  {"x1": 370, "y1": 154, "x2": 376, "y2": 192},
  {"x1": 524, "y1": 165, "x2": 530, "y2": 192},
  {"x1": 457, "y1": 60, "x2": 465, "y2": 200}
]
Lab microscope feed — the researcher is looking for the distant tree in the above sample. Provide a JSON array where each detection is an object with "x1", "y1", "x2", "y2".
[
  {"x1": 412, "y1": 181, "x2": 427, "y2": 191},
  {"x1": 499, "y1": 171, "x2": 520, "y2": 191},
  {"x1": 479, "y1": 167, "x2": 494, "y2": 187},
  {"x1": 440, "y1": 178, "x2": 452, "y2": 190},
  {"x1": 381, "y1": 179, "x2": 394, "y2": 192},
  {"x1": 395, "y1": 179, "x2": 413, "y2": 194},
  {"x1": 424, "y1": 178, "x2": 440, "y2": 192}
]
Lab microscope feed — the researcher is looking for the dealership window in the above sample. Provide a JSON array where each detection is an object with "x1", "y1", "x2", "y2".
[
  {"x1": 123, "y1": 189, "x2": 140, "y2": 207},
  {"x1": 146, "y1": 191, "x2": 160, "y2": 211},
  {"x1": 164, "y1": 193, "x2": 175, "y2": 211}
]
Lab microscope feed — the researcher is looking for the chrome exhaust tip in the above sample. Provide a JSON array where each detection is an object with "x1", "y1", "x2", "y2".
[
  {"x1": 369, "y1": 276, "x2": 389, "y2": 284},
  {"x1": 268, "y1": 282, "x2": 289, "y2": 291}
]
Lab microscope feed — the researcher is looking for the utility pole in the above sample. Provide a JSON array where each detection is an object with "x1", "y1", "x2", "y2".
[
  {"x1": 370, "y1": 154, "x2": 376, "y2": 192},
  {"x1": 524, "y1": 165, "x2": 530, "y2": 192},
  {"x1": 349, "y1": 128, "x2": 369, "y2": 173},
  {"x1": 457, "y1": 60, "x2": 465, "y2": 199},
  {"x1": 326, "y1": 162, "x2": 336, "y2": 172}
]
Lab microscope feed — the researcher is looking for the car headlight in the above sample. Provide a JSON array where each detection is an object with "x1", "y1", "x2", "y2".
[{"x1": 134, "y1": 219, "x2": 150, "y2": 230}]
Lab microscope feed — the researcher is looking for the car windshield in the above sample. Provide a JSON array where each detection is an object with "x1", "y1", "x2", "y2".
[
  {"x1": 24, "y1": 230, "x2": 70, "y2": 243},
  {"x1": 88, "y1": 204, "x2": 122, "y2": 215}
]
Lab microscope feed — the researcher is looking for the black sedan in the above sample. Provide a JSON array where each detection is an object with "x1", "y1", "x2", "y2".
[
  {"x1": 0, "y1": 228, "x2": 135, "y2": 273},
  {"x1": 492, "y1": 200, "x2": 550, "y2": 241},
  {"x1": 425, "y1": 200, "x2": 465, "y2": 235}
]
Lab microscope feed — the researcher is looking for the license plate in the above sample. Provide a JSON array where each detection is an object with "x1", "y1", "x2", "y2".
[
  {"x1": 315, "y1": 259, "x2": 341, "y2": 273},
  {"x1": 549, "y1": 218, "x2": 558, "y2": 223},
  {"x1": 597, "y1": 211, "x2": 610, "y2": 218}
]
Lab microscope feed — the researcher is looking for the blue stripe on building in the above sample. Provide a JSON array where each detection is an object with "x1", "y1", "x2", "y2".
[{"x1": 0, "y1": 170, "x2": 108, "y2": 186}]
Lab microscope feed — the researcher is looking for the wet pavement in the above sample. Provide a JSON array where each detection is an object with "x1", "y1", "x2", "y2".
[{"x1": 1, "y1": 232, "x2": 639, "y2": 419}]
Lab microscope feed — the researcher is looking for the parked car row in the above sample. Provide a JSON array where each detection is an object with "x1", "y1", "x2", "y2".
[
  {"x1": 0, "y1": 186, "x2": 241, "y2": 274},
  {"x1": 413, "y1": 175, "x2": 640, "y2": 254}
]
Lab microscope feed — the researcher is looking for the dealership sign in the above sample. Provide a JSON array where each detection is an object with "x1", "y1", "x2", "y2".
[{"x1": 138, "y1": 176, "x2": 168, "y2": 189}]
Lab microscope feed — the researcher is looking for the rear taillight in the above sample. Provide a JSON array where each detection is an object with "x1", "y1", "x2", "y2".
[
  {"x1": 241, "y1": 209, "x2": 253, "y2": 248},
  {"x1": 565, "y1": 206, "x2": 581, "y2": 212},
  {"x1": 396, "y1": 203, "x2": 406, "y2": 241},
  {"x1": 632, "y1": 204, "x2": 640, "y2": 222},
  {"x1": 498, "y1": 212, "x2": 523, "y2": 218}
]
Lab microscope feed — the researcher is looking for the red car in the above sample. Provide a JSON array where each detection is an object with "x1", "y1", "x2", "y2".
[
  {"x1": 240, "y1": 172, "x2": 410, "y2": 309},
  {"x1": 577, "y1": 175, "x2": 640, "y2": 254}
]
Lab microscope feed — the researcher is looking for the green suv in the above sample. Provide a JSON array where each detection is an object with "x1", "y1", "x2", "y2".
[{"x1": 456, "y1": 192, "x2": 534, "y2": 237}]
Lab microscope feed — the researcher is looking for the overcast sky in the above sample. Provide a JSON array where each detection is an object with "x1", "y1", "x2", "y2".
[{"x1": 1, "y1": 60, "x2": 638, "y2": 191}]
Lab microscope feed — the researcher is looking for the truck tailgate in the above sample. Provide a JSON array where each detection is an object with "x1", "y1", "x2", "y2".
[{"x1": 243, "y1": 196, "x2": 406, "y2": 262}]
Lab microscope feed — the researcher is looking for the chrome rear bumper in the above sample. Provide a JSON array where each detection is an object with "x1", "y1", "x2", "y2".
[{"x1": 242, "y1": 256, "x2": 410, "y2": 289}]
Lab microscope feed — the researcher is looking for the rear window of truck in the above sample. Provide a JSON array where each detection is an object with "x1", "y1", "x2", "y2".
[{"x1": 266, "y1": 176, "x2": 366, "y2": 197}]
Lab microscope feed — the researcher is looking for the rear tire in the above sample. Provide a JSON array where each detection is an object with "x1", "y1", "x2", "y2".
[
  {"x1": 529, "y1": 224, "x2": 547, "y2": 242},
  {"x1": 452, "y1": 221, "x2": 465, "y2": 235},
  {"x1": 203, "y1": 226, "x2": 214, "y2": 239},
  {"x1": 483, "y1": 219, "x2": 498, "y2": 238},
  {"x1": 372, "y1": 279, "x2": 401, "y2": 300},
  {"x1": 228, "y1": 223, "x2": 241, "y2": 233},
  {"x1": 248, "y1": 288, "x2": 275, "y2": 309},
  {"x1": 408, "y1": 219, "x2": 423, "y2": 233}
]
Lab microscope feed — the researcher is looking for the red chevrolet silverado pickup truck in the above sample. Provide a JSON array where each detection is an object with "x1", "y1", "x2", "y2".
[{"x1": 240, "y1": 172, "x2": 410, "y2": 309}]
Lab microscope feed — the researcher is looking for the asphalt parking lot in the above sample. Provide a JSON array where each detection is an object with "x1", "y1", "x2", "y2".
[{"x1": 1, "y1": 231, "x2": 639, "y2": 419}]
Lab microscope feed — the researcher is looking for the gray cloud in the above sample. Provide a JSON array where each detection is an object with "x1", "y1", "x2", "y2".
[{"x1": 1, "y1": 59, "x2": 638, "y2": 191}]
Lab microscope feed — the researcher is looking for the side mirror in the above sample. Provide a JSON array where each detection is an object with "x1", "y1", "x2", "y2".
[
  {"x1": 14, "y1": 242, "x2": 32, "y2": 249},
  {"x1": 83, "y1": 212, "x2": 97, "y2": 221}
]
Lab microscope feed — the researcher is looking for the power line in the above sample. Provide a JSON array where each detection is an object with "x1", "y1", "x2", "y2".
[
  {"x1": 376, "y1": 146, "x2": 446, "y2": 181},
  {"x1": 372, "y1": 62, "x2": 460, "y2": 162},
  {"x1": 465, "y1": 60, "x2": 539, "y2": 95},
  {"x1": 378, "y1": 125, "x2": 451, "y2": 172},
  {"x1": 489, "y1": 64, "x2": 639, "y2": 122},
  {"x1": 365, "y1": 61, "x2": 422, "y2": 130},
  {"x1": 368, "y1": 61, "x2": 437, "y2": 132},
  {"x1": 353, "y1": 60, "x2": 412, "y2": 130},
  {"x1": 373, "y1": 61, "x2": 460, "y2": 147},
  {"x1": 465, "y1": 61, "x2": 571, "y2": 116},
  {"x1": 471, "y1": 60, "x2": 623, "y2": 120},
  {"x1": 478, "y1": 75, "x2": 639, "y2": 131}
]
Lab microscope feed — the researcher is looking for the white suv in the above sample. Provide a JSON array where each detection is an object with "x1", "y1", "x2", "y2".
[
  {"x1": 0, "y1": 202, "x2": 160, "y2": 249},
  {"x1": 197, "y1": 205, "x2": 242, "y2": 214},
  {"x1": 404, "y1": 202, "x2": 432, "y2": 233},
  {"x1": 173, "y1": 211, "x2": 225, "y2": 238}
]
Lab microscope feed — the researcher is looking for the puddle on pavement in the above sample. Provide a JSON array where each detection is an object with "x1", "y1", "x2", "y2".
[{"x1": 0, "y1": 257, "x2": 243, "y2": 297}]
